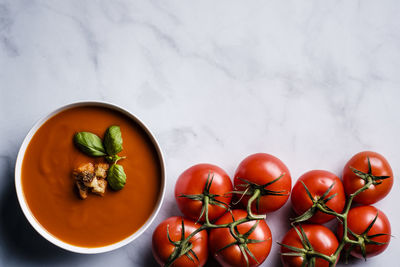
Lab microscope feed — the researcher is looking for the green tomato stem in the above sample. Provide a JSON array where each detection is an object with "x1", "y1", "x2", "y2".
[
  {"x1": 331, "y1": 179, "x2": 373, "y2": 261},
  {"x1": 246, "y1": 189, "x2": 266, "y2": 220},
  {"x1": 316, "y1": 204, "x2": 345, "y2": 219},
  {"x1": 203, "y1": 195, "x2": 211, "y2": 225}
]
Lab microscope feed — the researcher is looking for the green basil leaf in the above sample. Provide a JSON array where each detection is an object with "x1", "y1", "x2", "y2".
[
  {"x1": 107, "y1": 164, "x2": 126, "y2": 190},
  {"x1": 104, "y1": 125, "x2": 123, "y2": 156},
  {"x1": 74, "y1": 132, "x2": 107, "y2": 157}
]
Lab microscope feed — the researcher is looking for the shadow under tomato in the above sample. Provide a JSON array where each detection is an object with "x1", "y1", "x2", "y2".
[
  {"x1": 204, "y1": 255, "x2": 221, "y2": 267},
  {"x1": 0, "y1": 159, "x2": 82, "y2": 265}
]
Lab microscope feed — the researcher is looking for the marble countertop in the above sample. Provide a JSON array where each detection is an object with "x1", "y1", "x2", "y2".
[{"x1": 1, "y1": 0, "x2": 399, "y2": 266}]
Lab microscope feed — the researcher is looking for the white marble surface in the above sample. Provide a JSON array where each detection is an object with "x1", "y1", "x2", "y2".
[{"x1": 1, "y1": 0, "x2": 399, "y2": 266}]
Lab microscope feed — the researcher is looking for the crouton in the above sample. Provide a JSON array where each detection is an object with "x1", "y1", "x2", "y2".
[
  {"x1": 94, "y1": 163, "x2": 109, "y2": 179},
  {"x1": 76, "y1": 181, "x2": 88, "y2": 199},
  {"x1": 73, "y1": 163, "x2": 95, "y2": 183},
  {"x1": 83, "y1": 176, "x2": 99, "y2": 188},
  {"x1": 92, "y1": 179, "x2": 107, "y2": 196},
  {"x1": 73, "y1": 162, "x2": 109, "y2": 199},
  {"x1": 74, "y1": 162, "x2": 94, "y2": 174}
]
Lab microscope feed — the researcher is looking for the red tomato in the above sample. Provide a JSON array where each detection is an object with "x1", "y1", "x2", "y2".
[
  {"x1": 280, "y1": 224, "x2": 339, "y2": 267},
  {"x1": 234, "y1": 153, "x2": 291, "y2": 214},
  {"x1": 337, "y1": 205, "x2": 391, "y2": 259},
  {"x1": 175, "y1": 164, "x2": 233, "y2": 222},
  {"x1": 343, "y1": 151, "x2": 393, "y2": 204},
  {"x1": 152, "y1": 216, "x2": 208, "y2": 267},
  {"x1": 209, "y1": 209, "x2": 272, "y2": 267},
  {"x1": 291, "y1": 170, "x2": 345, "y2": 224}
]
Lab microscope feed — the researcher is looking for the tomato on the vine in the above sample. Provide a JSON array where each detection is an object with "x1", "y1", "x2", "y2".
[
  {"x1": 337, "y1": 205, "x2": 391, "y2": 259},
  {"x1": 152, "y1": 216, "x2": 208, "y2": 267},
  {"x1": 233, "y1": 153, "x2": 291, "y2": 214},
  {"x1": 280, "y1": 224, "x2": 339, "y2": 267},
  {"x1": 209, "y1": 209, "x2": 272, "y2": 267},
  {"x1": 342, "y1": 151, "x2": 393, "y2": 204},
  {"x1": 291, "y1": 170, "x2": 345, "y2": 224},
  {"x1": 175, "y1": 164, "x2": 232, "y2": 222}
]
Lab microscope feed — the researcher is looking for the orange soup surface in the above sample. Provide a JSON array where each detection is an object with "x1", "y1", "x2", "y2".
[{"x1": 22, "y1": 106, "x2": 161, "y2": 247}]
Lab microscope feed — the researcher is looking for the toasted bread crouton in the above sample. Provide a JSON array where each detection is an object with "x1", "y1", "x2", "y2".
[
  {"x1": 73, "y1": 163, "x2": 95, "y2": 183},
  {"x1": 74, "y1": 162, "x2": 94, "y2": 174},
  {"x1": 73, "y1": 162, "x2": 108, "y2": 199},
  {"x1": 76, "y1": 181, "x2": 88, "y2": 199},
  {"x1": 83, "y1": 176, "x2": 99, "y2": 188},
  {"x1": 94, "y1": 163, "x2": 109, "y2": 179},
  {"x1": 92, "y1": 179, "x2": 107, "y2": 195}
]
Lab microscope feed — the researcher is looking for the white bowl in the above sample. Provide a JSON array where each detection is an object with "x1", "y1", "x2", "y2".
[{"x1": 14, "y1": 101, "x2": 166, "y2": 254}]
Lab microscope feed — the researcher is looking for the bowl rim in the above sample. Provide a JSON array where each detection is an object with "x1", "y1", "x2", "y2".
[{"x1": 14, "y1": 100, "x2": 166, "y2": 254}]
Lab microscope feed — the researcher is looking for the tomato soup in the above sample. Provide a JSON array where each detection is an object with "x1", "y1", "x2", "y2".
[{"x1": 21, "y1": 106, "x2": 162, "y2": 247}]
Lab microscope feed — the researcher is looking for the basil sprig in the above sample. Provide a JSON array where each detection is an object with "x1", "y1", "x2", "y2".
[
  {"x1": 74, "y1": 132, "x2": 107, "y2": 156},
  {"x1": 107, "y1": 164, "x2": 126, "y2": 190},
  {"x1": 74, "y1": 125, "x2": 127, "y2": 190}
]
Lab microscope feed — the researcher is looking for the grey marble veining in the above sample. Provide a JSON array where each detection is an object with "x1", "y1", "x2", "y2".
[{"x1": 1, "y1": 0, "x2": 399, "y2": 266}]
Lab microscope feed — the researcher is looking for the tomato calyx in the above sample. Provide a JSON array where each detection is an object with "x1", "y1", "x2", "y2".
[
  {"x1": 217, "y1": 217, "x2": 265, "y2": 267},
  {"x1": 178, "y1": 173, "x2": 230, "y2": 224},
  {"x1": 291, "y1": 181, "x2": 338, "y2": 224},
  {"x1": 279, "y1": 224, "x2": 335, "y2": 267},
  {"x1": 165, "y1": 219, "x2": 200, "y2": 267},
  {"x1": 343, "y1": 211, "x2": 390, "y2": 261},
  {"x1": 233, "y1": 173, "x2": 288, "y2": 215},
  {"x1": 350, "y1": 157, "x2": 391, "y2": 187}
]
